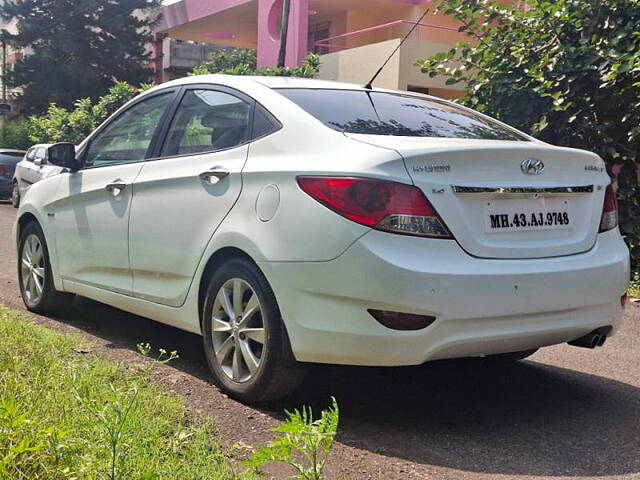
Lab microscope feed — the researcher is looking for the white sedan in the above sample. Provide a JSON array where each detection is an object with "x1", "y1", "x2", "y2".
[
  {"x1": 13, "y1": 76, "x2": 630, "y2": 402},
  {"x1": 11, "y1": 144, "x2": 64, "y2": 208}
]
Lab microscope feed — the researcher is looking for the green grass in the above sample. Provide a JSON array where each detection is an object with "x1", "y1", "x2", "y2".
[
  {"x1": 630, "y1": 270, "x2": 640, "y2": 299},
  {"x1": 0, "y1": 306, "x2": 255, "y2": 480}
]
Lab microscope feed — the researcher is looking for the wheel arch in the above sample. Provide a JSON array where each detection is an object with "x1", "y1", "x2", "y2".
[
  {"x1": 16, "y1": 212, "x2": 39, "y2": 243},
  {"x1": 15, "y1": 210, "x2": 64, "y2": 291},
  {"x1": 197, "y1": 246, "x2": 257, "y2": 324},
  {"x1": 196, "y1": 245, "x2": 299, "y2": 368}
]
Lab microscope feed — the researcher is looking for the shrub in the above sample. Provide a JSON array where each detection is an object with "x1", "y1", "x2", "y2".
[
  {"x1": 0, "y1": 118, "x2": 31, "y2": 150},
  {"x1": 28, "y1": 81, "x2": 153, "y2": 145},
  {"x1": 244, "y1": 398, "x2": 341, "y2": 480},
  {"x1": 417, "y1": 0, "x2": 640, "y2": 272},
  {"x1": 190, "y1": 48, "x2": 320, "y2": 78}
]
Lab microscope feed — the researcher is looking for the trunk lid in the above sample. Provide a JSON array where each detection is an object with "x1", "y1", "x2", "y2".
[{"x1": 347, "y1": 135, "x2": 610, "y2": 259}]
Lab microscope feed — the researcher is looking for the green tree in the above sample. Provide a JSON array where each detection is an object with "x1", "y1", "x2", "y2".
[
  {"x1": 190, "y1": 48, "x2": 320, "y2": 78},
  {"x1": 0, "y1": 0, "x2": 159, "y2": 114},
  {"x1": 0, "y1": 118, "x2": 30, "y2": 149},
  {"x1": 28, "y1": 81, "x2": 151, "y2": 144},
  {"x1": 418, "y1": 0, "x2": 640, "y2": 271}
]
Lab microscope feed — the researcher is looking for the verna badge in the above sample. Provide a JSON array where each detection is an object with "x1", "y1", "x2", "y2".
[{"x1": 521, "y1": 158, "x2": 545, "y2": 175}]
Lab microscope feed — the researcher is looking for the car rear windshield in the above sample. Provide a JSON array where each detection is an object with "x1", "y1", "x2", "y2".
[
  {"x1": 276, "y1": 88, "x2": 527, "y2": 141},
  {"x1": 0, "y1": 152, "x2": 26, "y2": 162}
]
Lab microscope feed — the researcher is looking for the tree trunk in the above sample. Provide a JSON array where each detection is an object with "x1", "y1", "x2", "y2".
[{"x1": 277, "y1": 0, "x2": 291, "y2": 68}]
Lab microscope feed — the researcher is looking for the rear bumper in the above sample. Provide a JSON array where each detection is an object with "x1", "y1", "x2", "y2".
[{"x1": 260, "y1": 229, "x2": 630, "y2": 366}]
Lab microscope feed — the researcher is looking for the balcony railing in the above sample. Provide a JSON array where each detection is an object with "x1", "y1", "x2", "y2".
[{"x1": 313, "y1": 20, "x2": 460, "y2": 52}]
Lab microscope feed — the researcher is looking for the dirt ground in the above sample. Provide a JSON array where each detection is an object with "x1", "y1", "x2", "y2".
[{"x1": 1, "y1": 202, "x2": 639, "y2": 480}]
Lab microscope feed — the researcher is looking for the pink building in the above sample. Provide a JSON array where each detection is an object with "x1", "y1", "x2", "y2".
[{"x1": 154, "y1": 0, "x2": 476, "y2": 97}]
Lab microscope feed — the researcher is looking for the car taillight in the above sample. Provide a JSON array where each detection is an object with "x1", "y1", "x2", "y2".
[
  {"x1": 297, "y1": 176, "x2": 452, "y2": 238},
  {"x1": 0, "y1": 165, "x2": 4, "y2": 175},
  {"x1": 599, "y1": 184, "x2": 618, "y2": 232}
]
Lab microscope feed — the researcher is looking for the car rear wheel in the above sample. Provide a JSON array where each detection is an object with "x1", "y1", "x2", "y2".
[
  {"x1": 11, "y1": 181, "x2": 19, "y2": 208},
  {"x1": 202, "y1": 258, "x2": 306, "y2": 403},
  {"x1": 18, "y1": 222, "x2": 73, "y2": 315}
]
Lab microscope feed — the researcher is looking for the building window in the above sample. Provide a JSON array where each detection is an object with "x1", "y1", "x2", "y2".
[{"x1": 308, "y1": 22, "x2": 331, "y2": 55}]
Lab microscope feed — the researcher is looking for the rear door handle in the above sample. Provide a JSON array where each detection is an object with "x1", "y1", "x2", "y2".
[
  {"x1": 105, "y1": 180, "x2": 127, "y2": 196},
  {"x1": 199, "y1": 166, "x2": 230, "y2": 185}
]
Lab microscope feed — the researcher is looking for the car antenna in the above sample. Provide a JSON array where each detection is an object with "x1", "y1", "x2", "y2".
[{"x1": 364, "y1": 8, "x2": 430, "y2": 90}]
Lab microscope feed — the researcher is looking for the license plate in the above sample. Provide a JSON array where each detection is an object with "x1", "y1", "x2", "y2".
[{"x1": 485, "y1": 199, "x2": 573, "y2": 233}]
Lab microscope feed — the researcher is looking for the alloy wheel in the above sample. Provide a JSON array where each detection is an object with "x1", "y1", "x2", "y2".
[
  {"x1": 211, "y1": 278, "x2": 266, "y2": 383},
  {"x1": 11, "y1": 183, "x2": 19, "y2": 206},
  {"x1": 21, "y1": 234, "x2": 45, "y2": 305}
]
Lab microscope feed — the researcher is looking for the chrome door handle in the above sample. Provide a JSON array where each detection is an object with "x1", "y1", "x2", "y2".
[
  {"x1": 105, "y1": 180, "x2": 127, "y2": 196},
  {"x1": 199, "y1": 167, "x2": 230, "y2": 185}
]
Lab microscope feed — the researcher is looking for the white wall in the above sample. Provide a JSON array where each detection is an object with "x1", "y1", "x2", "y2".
[{"x1": 317, "y1": 38, "x2": 462, "y2": 97}]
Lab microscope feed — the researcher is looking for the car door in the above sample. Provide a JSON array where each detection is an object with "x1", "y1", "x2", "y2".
[
  {"x1": 31, "y1": 147, "x2": 49, "y2": 184},
  {"x1": 17, "y1": 147, "x2": 38, "y2": 191},
  {"x1": 128, "y1": 86, "x2": 254, "y2": 306},
  {"x1": 53, "y1": 90, "x2": 176, "y2": 295}
]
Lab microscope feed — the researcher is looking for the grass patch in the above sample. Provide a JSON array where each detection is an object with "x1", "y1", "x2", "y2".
[
  {"x1": 630, "y1": 270, "x2": 640, "y2": 299},
  {"x1": 0, "y1": 306, "x2": 254, "y2": 479}
]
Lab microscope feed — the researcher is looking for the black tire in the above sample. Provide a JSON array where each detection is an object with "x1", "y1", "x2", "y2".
[
  {"x1": 488, "y1": 349, "x2": 538, "y2": 361},
  {"x1": 11, "y1": 181, "x2": 20, "y2": 208},
  {"x1": 202, "y1": 257, "x2": 306, "y2": 403},
  {"x1": 18, "y1": 221, "x2": 74, "y2": 316}
]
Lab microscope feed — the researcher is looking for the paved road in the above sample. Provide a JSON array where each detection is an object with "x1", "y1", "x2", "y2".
[{"x1": 1, "y1": 201, "x2": 639, "y2": 480}]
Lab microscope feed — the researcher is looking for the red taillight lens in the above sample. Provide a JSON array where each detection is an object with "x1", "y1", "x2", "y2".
[
  {"x1": 297, "y1": 176, "x2": 452, "y2": 238},
  {"x1": 0, "y1": 165, "x2": 4, "y2": 175},
  {"x1": 599, "y1": 184, "x2": 618, "y2": 232}
]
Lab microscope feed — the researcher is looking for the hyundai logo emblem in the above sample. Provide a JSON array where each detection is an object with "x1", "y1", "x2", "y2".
[{"x1": 521, "y1": 158, "x2": 545, "y2": 175}]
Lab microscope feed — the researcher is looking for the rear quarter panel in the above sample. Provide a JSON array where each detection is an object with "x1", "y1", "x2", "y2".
[{"x1": 212, "y1": 114, "x2": 412, "y2": 262}]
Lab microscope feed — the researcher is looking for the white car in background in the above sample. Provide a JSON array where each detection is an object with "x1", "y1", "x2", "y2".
[
  {"x1": 12, "y1": 144, "x2": 64, "y2": 208},
  {"x1": 13, "y1": 76, "x2": 630, "y2": 403}
]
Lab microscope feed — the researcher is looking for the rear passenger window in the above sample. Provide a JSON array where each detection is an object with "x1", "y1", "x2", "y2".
[{"x1": 161, "y1": 89, "x2": 252, "y2": 157}]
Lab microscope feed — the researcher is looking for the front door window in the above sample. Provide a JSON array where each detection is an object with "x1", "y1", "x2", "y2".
[{"x1": 84, "y1": 92, "x2": 173, "y2": 167}]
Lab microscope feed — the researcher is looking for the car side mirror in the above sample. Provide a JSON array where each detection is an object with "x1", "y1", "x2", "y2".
[
  {"x1": 47, "y1": 143, "x2": 79, "y2": 171},
  {"x1": 33, "y1": 157, "x2": 42, "y2": 166}
]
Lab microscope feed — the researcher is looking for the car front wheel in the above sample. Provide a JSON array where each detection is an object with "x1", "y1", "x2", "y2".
[
  {"x1": 11, "y1": 182, "x2": 19, "y2": 208},
  {"x1": 18, "y1": 222, "x2": 73, "y2": 315},
  {"x1": 202, "y1": 258, "x2": 306, "y2": 403}
]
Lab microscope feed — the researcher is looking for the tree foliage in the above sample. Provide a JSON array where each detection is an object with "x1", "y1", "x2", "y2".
[
  {"x1": 190, "y1": 48, "x2": 320, "y2": 78},
  {"x1": 0, "y1": 118, "x2": 30, "y2": 150},
  {"x1": 0, "y1": 0, "x2": 159, "y2": 114},
  {"x1": 28, "y1": 81, "x2": 151, "y2": 145},
  {"x1": 417, "y1": 0, "x2": 640, "y2": 270}
]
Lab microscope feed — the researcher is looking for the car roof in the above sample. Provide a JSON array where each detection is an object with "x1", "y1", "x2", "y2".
[
  {"x1": 154, "y1": 74, "x2": 436, "y2": 97},
  {"x1": 250, "y1": 76, "x2": 369, "y2": 90},
  {"x1": 159, "y1": 74, "x2": 367, "y2": 91},
  {"x1": 0, "y1": 149, "x2": 26, "y2": 154}
]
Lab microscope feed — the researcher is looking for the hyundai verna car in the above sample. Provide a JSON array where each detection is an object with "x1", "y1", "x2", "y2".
[{"x1": 13, "y1": 76, "x2": 630, "y2": 402}]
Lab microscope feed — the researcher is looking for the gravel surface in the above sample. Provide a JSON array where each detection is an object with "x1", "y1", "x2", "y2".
[{"x1": 1, "y1": 201, "x2": 639, "y2": 480}]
